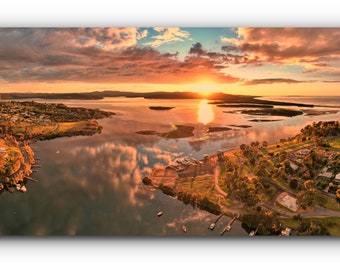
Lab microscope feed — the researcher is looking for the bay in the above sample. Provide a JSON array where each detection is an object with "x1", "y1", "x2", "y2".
[{"x1": 0, "y1": 96, "x2": 339, "y2": 236}]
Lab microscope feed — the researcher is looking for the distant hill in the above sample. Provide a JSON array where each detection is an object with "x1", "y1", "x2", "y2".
[{"x1": 0, "y1": 90, "x2": 314, "y2": 107}]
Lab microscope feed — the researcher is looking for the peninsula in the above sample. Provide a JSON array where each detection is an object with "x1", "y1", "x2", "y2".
[
  {"x1": 0, "y1": 101, "x2": 114, "y2": 194},
  {"x1": 143, "y1": 121, "x2": 340, "y2": 235}
]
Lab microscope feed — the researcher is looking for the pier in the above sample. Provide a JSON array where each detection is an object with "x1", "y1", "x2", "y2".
[
  {"x1": 220, "y1": 215, "x2": 238, "y2": 236},
  {"x1": 24, "y1": 176, "x2": 38, "y2": 183},
  {"x1": 209, "y1": 214, "x2": 224, "y2": 230}
]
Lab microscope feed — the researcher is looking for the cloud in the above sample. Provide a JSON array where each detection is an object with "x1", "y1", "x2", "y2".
[
  {"x1": 243, "y1": 78, "x2": 311, "y2": 85},
  {"x1": 221, "y1": 27, "x2": 340, "y2": 69},
  {"x1": 136, "y1": 29, "x2": 148, "y2": 40},
  {"x1": 0, "y1": 32, "x2": 241, "y2": 84},
  {"x1": 143, "y1": 27, "x2": 190, "y2": 47},
  {"x1": 322, "y1": 80, "x2": 340, "y2": 83},
  {"x1": 189, "y1": 42, "x2": 205, "y2": 55}
]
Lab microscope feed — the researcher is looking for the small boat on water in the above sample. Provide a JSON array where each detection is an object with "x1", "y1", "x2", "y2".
[
  {"x1": 209, "y1": 223, "x2": 215, "y2": 230},
  {"x1": 157, "y1": 211, "x2": 163, "y2": 217},
  {"x1": 249, "y1": 228, "x2": 258, "y2": 236},
  {"x1": 182, "y1": 225, "x2": 187, "y2": 233}
]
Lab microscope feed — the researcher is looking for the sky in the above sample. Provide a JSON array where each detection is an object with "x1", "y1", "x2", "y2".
[{"x1": 0, "y1": 27, "x2": 340, "y2": 96}]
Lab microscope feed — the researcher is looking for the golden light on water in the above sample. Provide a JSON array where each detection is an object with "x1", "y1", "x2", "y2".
[{"x1": 198, "y1": 99, "x2": 214, "y2": 125}]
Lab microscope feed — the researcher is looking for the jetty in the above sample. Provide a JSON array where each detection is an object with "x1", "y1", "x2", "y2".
[
  {"x1": 24, "y1": 176, "x2": 38, "y2": 183},
  {"x1": 220, "y1": 215, "x2": 238, "y2": 236},
  {"x1": 209, "y1": 213, "x2": 224, "y2": 230}
]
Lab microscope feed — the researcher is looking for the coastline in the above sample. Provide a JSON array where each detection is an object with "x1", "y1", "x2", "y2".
[
  {"x1": 143, "y1": 120, "x2": 340, "y2": 235},
  {"x1": 0, "y1": 101, "x2": 114, "y2": 194}
]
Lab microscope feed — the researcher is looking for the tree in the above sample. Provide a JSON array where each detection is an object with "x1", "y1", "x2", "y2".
[
  {"x1": 336, "y1": 189, "x2": 340, "y2": 203},
  {"x1": 289, "y1": 179, "x2": 298, "y2": 190},
  {"x1": 297, "y1": 180, "x2": 316, "y2": 209}
]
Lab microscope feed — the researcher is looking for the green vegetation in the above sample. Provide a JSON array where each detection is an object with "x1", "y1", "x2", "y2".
[
  {"x1": 137, "y1": 125, "x2": 195, "y2": 139},
  {"x1": 145, "y1": 120, "x2": 340, "y2": 235},
  {"x1": 159, "y1": 125, "x2": 194, "y2": 139},
  {"x1": 329, "y1": 137, "x2": 340, "y2": 150},
  {"x1": 207, "y1": 127, "x2": 232, "y2": 133},
  {"x1": 0, "y1": 100, "x2": 114, "y2": 193},
  {"x1": 241, "y1": 108, "x2": 304, "y2": 117}
]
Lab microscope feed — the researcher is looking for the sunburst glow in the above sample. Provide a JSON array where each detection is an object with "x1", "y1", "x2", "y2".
[
  {"x1": 198, "y1": 99, "x2": 214, "y2": 125},
  {"x1": 193, "y1": 83, "x2": 218, "y2": 97}
]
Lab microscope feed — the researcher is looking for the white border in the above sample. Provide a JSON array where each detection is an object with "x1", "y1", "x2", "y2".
[
  {"x1": 0, "y1": 0, "x2": 340, "y2": 27},
  {"x1": 1, "y1": 1, "x2": 339, "y2": 269}
]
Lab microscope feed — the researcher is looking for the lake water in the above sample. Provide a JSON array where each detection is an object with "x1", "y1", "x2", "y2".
[{"x1": 0, "y1": 96, "x2": 339, "y2": 236}]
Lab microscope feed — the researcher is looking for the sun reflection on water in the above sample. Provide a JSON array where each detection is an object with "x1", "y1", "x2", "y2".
[{"x1": 198, "y1": 99, "x2": 214, "y2": 125}]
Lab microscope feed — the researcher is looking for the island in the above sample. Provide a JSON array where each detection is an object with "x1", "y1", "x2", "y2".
[
  {"x1": 143, "y1": 121, "x2": 340, "y2": 235},
  {"x1": 207, "y1": 127, "x2": 232, "y2": 133},
  {"x1": 240, "y1": 108, "x2": 304, "y2": 117},
  {"x1": 0, "y1": 101, "x2": 114, "y2": 194},
  {"x1": 136, "y1": 125, "x2": 195, "y2": 139},
  {"x1": 149, "y1": 106, "x2": 175, "y2": 110}
]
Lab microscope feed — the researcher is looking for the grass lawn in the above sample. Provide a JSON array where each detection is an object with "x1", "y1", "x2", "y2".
[
  {"x1": 329, "y1": 137, "x2": 340, "y2": 151},
  {"x1": 315, "y1": 193, "x2": 340, "y2": 212},
  {"x1": 179, "y1": 175, "x2": 232, "y2": 208},
  {"x1": 58, "y1": 121, "x2": 88, "y2": 132},
  {"x1": 13, "y1": 123, "x2": 57, "y2": 136},
  {"x1": 266, "y1": 141, "x2": 314, "y2": 154}
]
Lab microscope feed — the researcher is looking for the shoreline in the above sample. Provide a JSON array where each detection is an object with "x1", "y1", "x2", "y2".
[
  {"x1": 143, "y1": 120, "x2": 340, "y2": 234},
  {"x1": 0, "y1": 101, "x2": 114, "y2": 194}
]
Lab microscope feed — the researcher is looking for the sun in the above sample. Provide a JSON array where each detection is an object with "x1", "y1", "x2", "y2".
[{"x1": 191, "y1": 82, "x2": 218, "y2": 97}]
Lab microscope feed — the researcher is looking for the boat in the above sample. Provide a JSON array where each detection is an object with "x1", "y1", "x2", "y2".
[
  {"x1": 157, "y1": 211, "x2": 163, "y2": 217},
  {"x1": 182, "y1": 225, "x2": 187, "y2": 233},
  {"x1": 225, "y1": 225, "x2": 231, "y2": 232},
  {"x1": 249, "y1": 228, "x2": 258, "y2": 236}
]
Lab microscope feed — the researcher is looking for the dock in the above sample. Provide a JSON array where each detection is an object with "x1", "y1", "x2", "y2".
[
  {"x1": 24, "y1": 176, "x2": 38, "y2": 183},
  {"x1": 220, "y1": 216, "x2": 237, "y2": 236},
  {"x1": 209, "y1": 213, "x2": 224, "y2": 230}
]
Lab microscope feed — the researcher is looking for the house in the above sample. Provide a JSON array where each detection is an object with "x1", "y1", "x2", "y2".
[
  {"x1": 276, "y1": 192, "x2": 299, "y2": 212},
  {"x1": 318, "y1": 171, "x2": 333, "y2": 179},
  {"x1": 335, "y1": 173, "x2": 340, "y2": 181},
  {"x1": 295, "y1": 148, "x2": 310, "y2": 158},
  {"x1": 289, "y1": 161, "x2": 298, "y2": 171}
]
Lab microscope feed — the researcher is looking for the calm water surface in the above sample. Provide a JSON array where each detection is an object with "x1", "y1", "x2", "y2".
[{"x1": 0, "y1": 97, "x2": 339, "y2": 236}]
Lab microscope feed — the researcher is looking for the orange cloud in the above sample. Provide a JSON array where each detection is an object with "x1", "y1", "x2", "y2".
[
  {"x1": 221, "y1": 27, "x2": 340, "y2": 69},
  {"x1": 0, "y1": 31, "x2": 240, "y2": 84}
]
